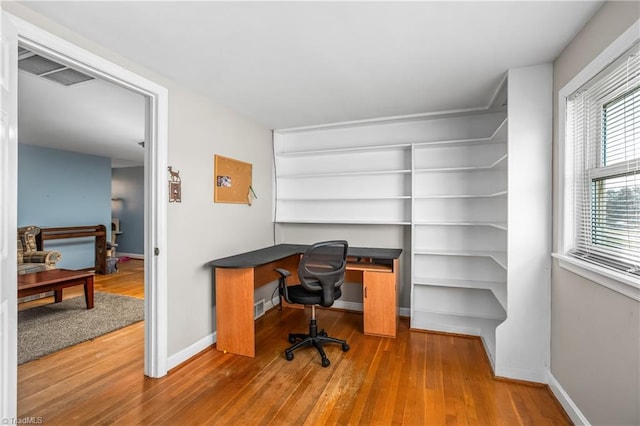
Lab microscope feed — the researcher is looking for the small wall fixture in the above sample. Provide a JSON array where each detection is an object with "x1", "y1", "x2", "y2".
[{"x1": 168, "y1": 166, "x2": 181, "y2": 203}]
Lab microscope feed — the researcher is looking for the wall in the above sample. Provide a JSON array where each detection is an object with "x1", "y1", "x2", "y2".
[
  {"x1": 552, "y1": 2, "x2": 640, "y2": 425},
  {"x1": 4, "y1": 3, "x2": 274, "y2": 358},
  {"x1": 18, "y1": 143, "x2": 111, "y2": 270},
  {"x1": 111, "y1": 166, "x2": 144, "y2": 256}
]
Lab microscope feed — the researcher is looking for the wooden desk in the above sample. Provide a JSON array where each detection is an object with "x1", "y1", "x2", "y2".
[
  {"x1": 209, "y1": 244, "x2": 401, "y2": 357},
  {"x1": 18, "y1": 269, "x2": 95, "y2": 309}
]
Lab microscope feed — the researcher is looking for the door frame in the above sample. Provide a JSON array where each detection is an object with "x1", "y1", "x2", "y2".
[{"x1": 6, "y1": 12, "x2": 169, "y2": 378}]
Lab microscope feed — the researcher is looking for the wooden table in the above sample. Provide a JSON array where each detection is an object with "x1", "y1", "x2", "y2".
[{"x1": 18, "y1": 269, "x2": 95, "y2": 309}]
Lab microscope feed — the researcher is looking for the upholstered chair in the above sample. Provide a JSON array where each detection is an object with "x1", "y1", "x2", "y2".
[{"x1": 17, "y1": 226, "x2": 61, "y2": 275}]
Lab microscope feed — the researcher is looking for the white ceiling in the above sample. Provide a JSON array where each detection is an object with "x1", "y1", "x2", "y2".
[
  {"x1": 17, "y1": 1, "x2": 603, "y2": 164},
  {"x1": 18, "y1": 68, "x2": 146, "y2": 167}
]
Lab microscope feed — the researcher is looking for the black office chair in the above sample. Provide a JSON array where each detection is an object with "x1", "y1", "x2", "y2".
[{"x1": 275, "y1": 240, "x2": 350, "y2": 367}]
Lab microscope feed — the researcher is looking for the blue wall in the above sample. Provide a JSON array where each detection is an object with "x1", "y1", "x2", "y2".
[
  {"x1": 18, "y1": 144, "x2": 112, "y2": 270},
  {"x1": 111, "y1": 166, "x2": 144, "y2": 256}
]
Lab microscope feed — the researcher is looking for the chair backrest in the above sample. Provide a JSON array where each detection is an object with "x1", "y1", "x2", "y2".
[
  {"x1": 17, "y1": 226, "x2": 41, "y2": 253},
  {"x1": 298, "y1": 240, "x2": 348, "y2": 307}
]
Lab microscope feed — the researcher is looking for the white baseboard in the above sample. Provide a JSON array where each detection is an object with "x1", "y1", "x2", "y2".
[
  {"x1": 333, "y1": 300, "x2": 363, "y2": 312},
  {"x1": 547, "y1": 371, "x2": 590, "y2": 426},
  {"x1": 167, "y1": 332, "x2": 216, "y2": 371},
  {"x1": 332, "y1": 301, "x2": 411, "y2": 318}
]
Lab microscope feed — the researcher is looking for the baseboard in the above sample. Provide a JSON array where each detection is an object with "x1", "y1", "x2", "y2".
[
  {"x1": 168, "y1": 332, "x2": 216, "y2": 371},
  {"x1": 494, "y1": 365, "x2": 549, "y2": 384},
  {"x1": 547, "y1": 371, "x2": 591, "y2": 426},
  {"x1": 332, "y1": 301, "x2": 411, "y2": 318},
  {"x1": 332, "y1": 300, "x2": 363, "y2": 312}
]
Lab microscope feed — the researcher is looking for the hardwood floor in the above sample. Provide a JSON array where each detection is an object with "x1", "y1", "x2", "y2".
[{"x1": 17, "y1": 261, "x2": 570, "y2": 425}]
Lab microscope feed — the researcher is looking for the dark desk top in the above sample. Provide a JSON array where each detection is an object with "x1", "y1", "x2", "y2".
[{"x1": 208, "y1": 243, "x2": 402, "y2": 269}]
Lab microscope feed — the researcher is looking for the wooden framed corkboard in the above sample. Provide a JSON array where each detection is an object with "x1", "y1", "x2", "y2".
[{"x1": 214, "y1": 155, "x2": 253, "y2": 204}]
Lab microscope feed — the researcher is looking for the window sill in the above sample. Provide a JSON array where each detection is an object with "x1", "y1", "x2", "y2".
[{"x1": 552, "y1": 253, "x2": 640, "y2": 301}]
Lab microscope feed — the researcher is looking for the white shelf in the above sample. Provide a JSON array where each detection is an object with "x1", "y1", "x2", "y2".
[
  {"x1": 412, "y1": 285, "x2": 507, "y2": 320},
  {"x1": 277, "y1": 143, "x2": 411, "y2": 158},
  {"x1": 275, "y1": 218, "x2": 412, "y2": 225},
  {"x1": 279, "y1": 195, "x2": 411, "y2": 201},
  {"x1": 413, "y1": 277, "x2": 507, "y2": 310},
  {"x1": 412, "y1": 117, "x2": 508, "y2": 149},
  {"x1": 414, "y1": 153, "x2": 508, "y2": 173},
  {"x1": 413, "y1": 191, "x2": 507, "y2": 199},
  {"x1": 414, "y1": 248, "x2": 507, "y2": 270},
  {"x1": 278, "y1": 169, "x2": 411, "y2": 179},
  {"x1": 413, "y1": 136, "x2": 496, "y2": 148},
  {"x1": 413, "y1": 221, "x2": 507, "y2": 230}
]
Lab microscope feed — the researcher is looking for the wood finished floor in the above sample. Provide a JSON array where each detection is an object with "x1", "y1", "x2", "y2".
[{"x1": 18, "y1": 260, "x2": 571, "y2": 425}]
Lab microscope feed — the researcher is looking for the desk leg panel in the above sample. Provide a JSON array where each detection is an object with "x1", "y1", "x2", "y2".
[
  {"x1": 215, "y1": 268, "x2": 256, "y2": 357},
  {"x1": 363, "y1": 267, "x2": 397, "y2": 338}
]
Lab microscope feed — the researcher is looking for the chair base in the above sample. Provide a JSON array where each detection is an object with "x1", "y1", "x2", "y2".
[{"x1": 285, "y1": 317, "x2": 349, "y2": 367}]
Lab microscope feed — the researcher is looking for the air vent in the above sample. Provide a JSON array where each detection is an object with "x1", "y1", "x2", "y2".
[
  {"x1": 18, "y1": 50, "x2": 94, "y2": 86},
  {"x1": 42, "y1": 68, "x2": 94, "y2": 86},
  {"x1": 254, "y1": 299, "x2": 265, "y2": 319},
  {"x1": 19, "y1": 54, "x2": 64, "y2": 75}
]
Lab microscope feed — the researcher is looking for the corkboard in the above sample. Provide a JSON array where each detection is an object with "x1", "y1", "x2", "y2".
[{"x1": 214, "y1": 155, "x2": 253, "y2": 204}]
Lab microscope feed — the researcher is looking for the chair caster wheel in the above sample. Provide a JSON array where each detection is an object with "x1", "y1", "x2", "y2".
[
  {"x1": 288, "y1": 335, "x2": 297, "y2": 344},
  {"x1": 319, "y1": 330, "x2": 328, "y2": 337},
  {"x1": 342, "y1": 343, "x2": 350, "y2": 352},
  {"x1": 321, "y1": 358, "x2": 330, "y2": 368},
  {"x1": 285, "y1": 351, "x2": 294, "y2": 361}
]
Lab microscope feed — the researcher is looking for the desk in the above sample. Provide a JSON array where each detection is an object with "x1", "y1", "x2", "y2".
[{"x1": 209, "y1": 244, "x2": 401, "y2": 357}]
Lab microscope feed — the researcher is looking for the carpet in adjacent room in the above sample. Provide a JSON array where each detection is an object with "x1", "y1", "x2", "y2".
[{"x1": 18, "y1": 291, "x2": 144, "y2": 364}]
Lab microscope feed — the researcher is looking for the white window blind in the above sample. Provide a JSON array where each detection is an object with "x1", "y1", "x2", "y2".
[{"x1": 567, "y1": 42, "x2": 640, "y2": 277}]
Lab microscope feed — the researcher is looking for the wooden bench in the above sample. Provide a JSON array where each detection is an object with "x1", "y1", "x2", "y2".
[{"x1": 36, "y1": 225, "x2": 107, "y2": 274}]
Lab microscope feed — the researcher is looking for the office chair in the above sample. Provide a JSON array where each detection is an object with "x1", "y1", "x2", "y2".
[{"x1": 275, "y1": 240, "x2": 350, "y2": 367}]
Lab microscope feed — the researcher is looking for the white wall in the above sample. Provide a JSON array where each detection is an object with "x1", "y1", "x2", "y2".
[
  {"x1": 495, "y1": 64, "x2": 552, "y2": 383},
  {"x1": 3, "y1": 3, "x2": 274, "y2": 359},
  {"x1": 552, "y1": 2, "x2": 640, "y2": 425}
]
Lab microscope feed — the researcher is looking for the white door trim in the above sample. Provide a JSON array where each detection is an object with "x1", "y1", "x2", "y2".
[
  {"x1": 1, "y1": 11, "x2": 19, "y2": 421},
  {"x1": 5, "y1": 12, "x2": 169, "y2": 378}
]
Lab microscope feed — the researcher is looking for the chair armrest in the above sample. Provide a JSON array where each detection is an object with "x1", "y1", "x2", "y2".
[
  {"x1": 274, "y1": 268, "x2": 291, "y2": 278},
  {"x1": 22, "y1": 250, "x2": 62, "y2": 266},
  {"x1": 274, "y1": 268, "x2": 293, "y2": 304}
]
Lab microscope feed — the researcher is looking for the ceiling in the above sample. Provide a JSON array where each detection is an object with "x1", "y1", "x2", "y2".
[
  {"x1": 18, "y1": 61, "x2": 146, "y2": 167},
  {"x1": 17, "y1": 1, "x2": 603, "y2": 165}
]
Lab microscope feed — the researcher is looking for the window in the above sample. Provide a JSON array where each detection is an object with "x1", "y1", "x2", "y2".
[{"x1": 565, "y1": 42, "x2": 640, "y2": 279}]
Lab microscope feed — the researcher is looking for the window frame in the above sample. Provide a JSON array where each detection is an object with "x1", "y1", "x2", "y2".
[{"x1": 555, "y1": 20, "x2": 640, "y2": 301}]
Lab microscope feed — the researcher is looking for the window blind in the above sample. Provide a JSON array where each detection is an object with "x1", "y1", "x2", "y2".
[{"x1": 567, "y1": 42, "x2": 640, "y2": 276}]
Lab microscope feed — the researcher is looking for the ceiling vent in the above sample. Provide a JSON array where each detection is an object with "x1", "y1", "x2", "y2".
[{"x1": 18, "y1": 50, "x2": 94, "y2": 86}]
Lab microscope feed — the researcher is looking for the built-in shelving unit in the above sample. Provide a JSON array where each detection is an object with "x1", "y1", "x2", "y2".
[{"x1": 274, "y1": 64, "x2": 552, "y2": 382}]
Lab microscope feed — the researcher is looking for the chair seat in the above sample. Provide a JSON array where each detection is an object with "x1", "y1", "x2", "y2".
[{"x1": 287, "y1": 284, "x2": 342, "y2": 306}]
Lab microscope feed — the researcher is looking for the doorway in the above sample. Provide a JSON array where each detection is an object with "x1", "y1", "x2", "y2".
[
  {"x1": 16, "y1": 43, "x2": 147, "y2": 364},
  {"x1": 6, "y1": 12, "x2": 168, "y2": 379}
]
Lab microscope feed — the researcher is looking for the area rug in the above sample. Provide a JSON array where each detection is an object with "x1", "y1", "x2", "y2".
[{"x1": 18, "y1": 291, "x2": 144, "y2": 364}]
